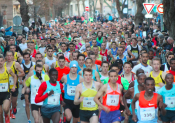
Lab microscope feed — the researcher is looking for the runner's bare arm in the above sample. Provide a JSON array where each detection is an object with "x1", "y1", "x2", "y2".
[
  {"x1": 95, "y1": 71, "x2": 101, "y2": 83},
  {"x1": 127, "y1": 50, "x2": 135, "y2": 61},
  {"x1": 15, "y1": 62, "x2": 25, "y2": 77},
  {"x1": 61, "y1": 75, "x2": 67, "y2": 84},
  {"x1": 131, "y1": 93, "x2": 140, "y2": 117},
  {"x1": 157, "y1": 94, "x2": 166, "y2": 115},
  {"x1": 74, "y1": 84, "x2": 82, "y2": 105},
  {"x1": 79, "y1": 76, "x2": 84, "y2": 83}
]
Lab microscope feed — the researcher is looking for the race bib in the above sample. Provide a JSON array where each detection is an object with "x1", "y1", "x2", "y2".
[
  {"x1": 0, "y1": 83, "x2": 8, "y2": 92},
  {"x1": 140, "y1": 107, "x2": 155, "y2": 121},
  {"x1": 48, "y1": 93, "x2": 60, "y2": 105},
  {"x1": 165, "y1": 97, "x2": 175, "y2": 108},
  {"x1": 67, "y1": 85, "x2": 76, "y2": 96},
  {"x1": 127, "y1": 99, "x2": 131, "y2": 104},
  {"x1": 106, "y1": 95, "x2": 119, "y2": 106},
  {"x1": 9, "y1": 77, "x2": 14, "y2": 86},
  {"x1": 83, "y1": 97, "x2": 96, "y2": 108},
  {"x1": 31, "y1": 85, "x2": 39, "y2": 96}
]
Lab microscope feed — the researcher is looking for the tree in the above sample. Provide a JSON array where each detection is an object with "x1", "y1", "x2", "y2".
[
  {"x1": 17, "y1": 0, "x2": 30, "y2": 26},
  {"x1": 134, "y1": 0, "x2": 145, "y2": 25},
  {"x1": 116, "y1": 0, "x2": 126, "y2": 18},
  {"x1": 163, "y1": 0, "x2": 175, "y2": 40}
]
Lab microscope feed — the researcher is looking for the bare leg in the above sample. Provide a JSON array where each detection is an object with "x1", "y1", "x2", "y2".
[
  {"x1": 65, "y1": 108, "x2": 72, "y2": 122},
  {"x1": 25, "y1": 94, "x2": 30, "y2": 120},
  {"x1": 89, "y1": 116, "x2": 98, "y2": 123},
  {"x1": 0, "y1": 105, "x2": 3, "y2": 123},
  {"x1": 51, "y1": 112, "x2": 60, "y2": 123},
  {"x1": 32, "y1": 110, "x2": 39, "y2": 123},
  {"x1": 43, "y1": 117, "x2": 50, "y2": 123}
]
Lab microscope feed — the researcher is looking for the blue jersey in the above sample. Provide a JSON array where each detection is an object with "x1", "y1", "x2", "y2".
[
  {"x1": 158, "y1": 84, "x2": 175, "y2": 110},
  {"x1": 64, "y1": 74, "x2": 80, "y2": 100}
]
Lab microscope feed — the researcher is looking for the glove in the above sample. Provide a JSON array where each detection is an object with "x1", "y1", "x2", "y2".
[
  {"x1": 21, "y1": 94, "x2": 25, "y2": 100},
  {"x1": 36, "y1": 71, "x2": 42, "y2": 80}
]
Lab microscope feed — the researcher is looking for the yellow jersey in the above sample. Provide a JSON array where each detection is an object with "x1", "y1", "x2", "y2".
[
  {"x1": 80, "y1": 81, "x2": 98, "y2": 111},
  {"x1": 55, "y1": 61, "x2": 59, "y2": 68},
  {"x1": 14, "y1": 52, "x2": 18, "y2": 61},
  {"x1": 4, "y1": 61, "x2": 18, "y2": 89},
  {"x1": 0, "y1": 66, "x2": 9, "y2": 92}
]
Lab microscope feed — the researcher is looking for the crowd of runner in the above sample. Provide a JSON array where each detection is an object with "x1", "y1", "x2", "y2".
[{"x1": 0, "y1": 17, "x2": 175, "y2": 123}]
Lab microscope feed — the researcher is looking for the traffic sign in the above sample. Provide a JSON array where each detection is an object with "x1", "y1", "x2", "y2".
[
  {"x1": 13, "y1": 16, "x2": 22, "y2": 26},
  {"x1": 143, "y1": 3, "x2": 155, "y2": 14},
  {"x1": 13, "y1": 26, "x2": 23, "y2": 34},
  {"x1": 157, "y1": 4, "x2": 163, "y2": 14},
  {"x1": 85, "y1": 7, "x2": 89, "y2": 11}
]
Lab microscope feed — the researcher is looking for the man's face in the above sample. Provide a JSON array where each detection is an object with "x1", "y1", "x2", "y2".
[
  {"x1": 132, "y1": 39, "x2": 137, "y2": 46},
  {"x1": 47, "y1": 49, "x2": 53, "y2": 57},
  {"x1": 0, "y1": 58, "x2": 4, "y2": 68},
  {"x1": 109, "y1": 72, "x2": 117, "y2": 83},
  {"x1": 49, "y1": 71, "x2": 58, "y2": 82},
  {"x1": 69, "y1": 44, "x2": 75, "y2": 51},
  {"x1": 148, "y1": 51, "x2": 154, "y2": 60},
  {"x1": 102, "y1": 63, "x2": 109, "y2": 73},
  {"x1": 41, "y1": 41, "x2": 45, "y2": 46},
  {"x1": 58, "y1": 59, "x2": 65, "y2": 68},
  {"x1": 92, "y1": 40, "x2": 97, "y2": 46},
  {"x1": 70, "y1": 67, "x2": 77, "y2": 74},
  {"x1": 83, "y1": 71, "x2": 92, "y2": 82},
  {"x1": 127, "y1": 39, "x2": 131, "y2": 45},
  {"x1": 141, "y1": 53, "x2": 149, "y2": 64},
  {"x1": 23, "y1": 54, "x2": 30, "y2": 63},
  {"x1": 72, "y1": 53, "x2": 78, "y2": 60},
  {"x1": 165, "y1": 75, "x2": 174, "y2": 86},
  {"x1": 123, "y1": 64, "x2": 131, "y2": 74},
  {"x1": 145, "y1": 80, "x2": 155, "y2": 94},
  {"x1": 22, "y1": 38, "x2": 26, "y2": 43},
  {"x1": 51, "y1": 40, "x2": 55, "y2": 45},
  {"x1": 167, "y1": 55, "x2": 174, "y2": 63},
  {"x1": 85, "y1": 59, "x2": 92, "y2": 68},
  {"x1": 89, "y1": 55, "x2": 96, "y2": 63},
  {"x1": 6, "y1": 52, "x2": 13, "y2": 61},
  {"x1": 152, "y1": 60, "x2": 161, "y2": 72},
  {"x1": 35, "y1": 54, "x2": 43, "y2": 61},
  {"x1": 170, "y1": 60, "x2": 175, "y2": 70},
  {"x1": 93, "y1": 47, "x2": 98, "y2": 55},
  {"x1": 35, "y1": 67, "x2": 43, "y2": 74},
  {"x1": 78, "y1": 56, "x2": 85, "y2": 66},
  {"x1": 30, "y1": 43, "x2": 35, "y2": 49},
  {"x1": 101, "y1": 43, "x2": 106, "y2": 50},
  {"x1": 117, "y1": 48, "x2": 124, "y2": 55},
  {"x1": 61, "y1": 44, "x2": 67, "y2": 52},
  {"x1": 138, "y1": 75, "x2": 146, "y2": 87},
  {"x1": 111, "y1": 67, "x2": 119, "y2": 75},
  {"x1": 112, "y1": 43, "x2": 116, "y2": 48},
  {"x1": 28, "y1": 35, "x2": 32, "y2": 39},
  {"x1": 10, "y1": 46, "x2": 16, "y2": 53},
  {"x1": 9, "y1": 39, "x2": 14, "y2": 45}
]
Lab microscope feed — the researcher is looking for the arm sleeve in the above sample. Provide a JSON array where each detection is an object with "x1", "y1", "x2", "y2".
[
  {"x1": 35, "y1": 82, "x2": 48, "y2": 103},
  {"x1": 121, "y1": 77, "x2": 129, "y2": 90},
  {"x1": 17, "y1": 45, "x2": 23, "y2": 55},
  {"x1": 25, "y1": 77, "x2": 31, "y2": 87}
]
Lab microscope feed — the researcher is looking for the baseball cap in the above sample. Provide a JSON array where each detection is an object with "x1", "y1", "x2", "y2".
[
  {"x1": 1, "y1": 27, "x2": 4, "y2": 30},
  {"x1": 70, "y1": 60, "x2": 78, "y2": 68},
  {"x1": 115, "y1": 59, "x2": 123, "y2": 65}
]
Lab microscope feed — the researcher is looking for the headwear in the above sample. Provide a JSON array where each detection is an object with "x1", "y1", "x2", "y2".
[
  {"x1": 115, "y1": 59, "x2": 123, "y2": 64},
  {"x1": 70, "y1": 60, "x2": 78, "y2": 68},
  {"x1": 1, "y1": 27, "x2": 4, "y2": 30}
]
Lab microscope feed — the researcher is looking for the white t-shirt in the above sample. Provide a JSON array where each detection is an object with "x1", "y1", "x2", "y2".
[
  {"x1": 21, "y1": 61, "x2": 35, "y2": 70},
  {"x1": 132, "y1": 63, "x2": 153, "y2": 74},
  {"x1": 19, "y1": 43, "x2": 27, "y2": 51},
  {"x1": 39, "y1": 47, "x2": 46, "y2": 54}
]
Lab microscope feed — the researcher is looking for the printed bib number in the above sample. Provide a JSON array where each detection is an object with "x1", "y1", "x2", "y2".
[
  {"x1": 67, "y1": 86, "x2": 76, "y2": 96},
  {"x1": 106, "y1": 95, "x2": 119, "y2": 106},
  {"x1": 31, "y1": 85, "x2": 39, "y2": 96},
  {"x1": 9, "y1": 77, "x2": 14, "y2": 86},
  {"x1": 165, "y1": 97, "x2": 175, "y2": 108},
  {"x1": 48, "y1": 93, "x2": 60, "y2": 105},
  {"x1": 127, "y1": 99, "x2": 131, "y2": 104},
  {"x1": 140, "y1": 107, "x2": 155, "y2": 121},
  {"x1": 83, "y1": 97, "x2": 96, "y2": 108},
  {"x1": 0, "y1": 83, "x2": 8, "y2": 92}
]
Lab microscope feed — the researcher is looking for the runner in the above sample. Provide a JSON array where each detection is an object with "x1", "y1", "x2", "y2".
[
  {"x1": 44, "y1": 47, "x2": 56, "y2": 69},
  {"x1": 146, "y1": 57, "x2": 166, "y2": 92},
  {"x1": 123, "y1": 73, "x2": 146, "y2": 123},
  {"x1": 24, "y1": 64, "x2": 50, "y2": 123},
  {"x1": 132, "y1": 52, "x2": 152, "y2": 74},
  {"x1": 74, "y1": 68, "x2": 101, "y2": 123},
  {"x1": 166, "y1": 58, "x2": 175, "y2": 82},
  {"x1": 131, "y1": 77, "x2": 166, "y2": 123},
  {"x1": 0, "y1": 54, "x2": 17, "y2": 123},
  {"x1": 61, "y1": 61, "x2": 84, "y2": 123},
  {"x1": 9, "y1": 44, "x2": 22, "y2": 62},
  {"x1": 99, "y1": 61, "x2": 109, "y2": 84},
  {"x1": 78, "y1": 58, "x2": 101, "y2": 82},
  {"x1": 158, "y1": 73, "x2": 175, "y2": 123},
  {"x1": 160, "y1": 52, "x2": 174, "y2": 72},
  {"x1": 77, "y1": 53, "x2": 86, "y2": 73},
  {"x1": 94, "y1": 69, "x2": 124, "y2": 123},
  {"x1": 108, "y1": 42, "x2": 118, "y2": 58},
  {"x1": 35, "y1": 68, "x2": 63, "y2": 123},
  {"x1": 88, "y1": 51, "x2": 100, "y2": 72},
  {"x1": 5, "y1": 51, "x2": 25, "y2": 119}
]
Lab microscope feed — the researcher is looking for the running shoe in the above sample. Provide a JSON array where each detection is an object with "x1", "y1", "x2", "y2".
[
  {"x1": 28, "y1": 120, "x2": 31, "y2": 123},
  {"x1": 5, "y1": 114, "x2": 10, "y2": 123},
  {"x1": 11, "y1": 113, "x2": 16, "y2": 119},
  {"x1": 13, "y1": 108, "x2": 17, "y2": 114}
]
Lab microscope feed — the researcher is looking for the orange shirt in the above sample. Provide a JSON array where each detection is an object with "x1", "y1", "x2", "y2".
[{"x1": 55, "y1": 66, "x2": 70, "y2": 81}]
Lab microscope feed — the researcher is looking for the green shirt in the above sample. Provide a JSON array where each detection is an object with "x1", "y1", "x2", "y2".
[
  {"x1": 103, "y1": 77, "x2": 129, "y2": 90},
  {"x1": 65, "y1": 37, "x2": 71, "y2": 41},
  {"x1": 25, "y1": 74, "x2": 50, "y2": 87},
  {"x1": 97, "y1": 37, "x2": 103, "y2": 44},
  {"x1": 35, "y1": 44, "x2": 38, "y2": 50}
]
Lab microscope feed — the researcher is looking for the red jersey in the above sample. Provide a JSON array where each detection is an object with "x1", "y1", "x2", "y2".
[
  {"x1": 103, "y1": 83, "x2": 121, "y2": 111},
  {"x1": 31, "y1": 49, "x2": 36, "y2": 58},
  {"x1": 95, "y1": 60, "x2": 102, "y2": 66},
  {"x1": 55, "y1": 66, "x2": 70, "y2": 81},
  {"x1": 100, "y1": 49, "x2": 108, "y2": 57}
]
